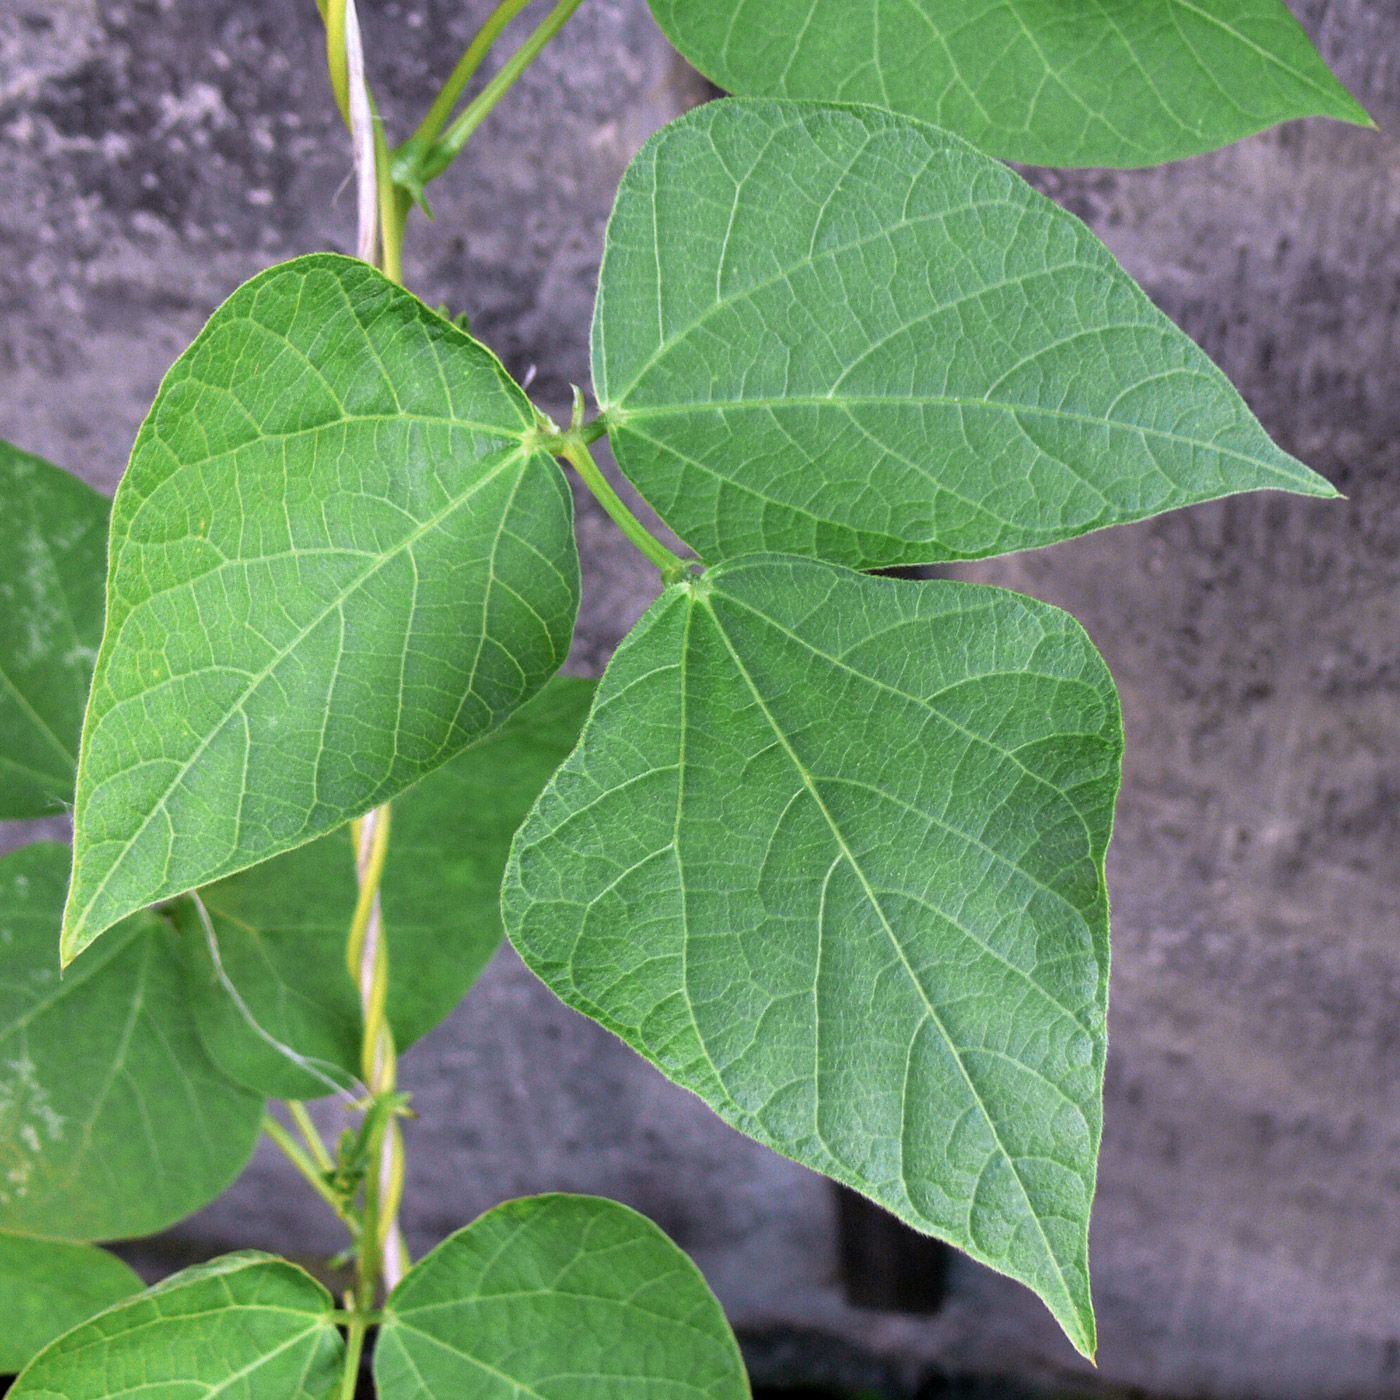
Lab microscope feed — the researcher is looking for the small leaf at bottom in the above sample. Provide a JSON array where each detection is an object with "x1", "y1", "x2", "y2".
[{"x1": 377, "y1": 1194, "x2": 749, "y2": 1400}]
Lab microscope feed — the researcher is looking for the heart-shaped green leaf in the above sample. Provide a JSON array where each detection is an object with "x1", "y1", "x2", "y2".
[
  {"x1": 0, "y1": 442, "x2": 108, "y2": 820},
  {"x1": 64, "y1": 253, "x2": 579, "y2": 964},
  {"x1": 646, "y1": 0, "x2": 1370, "y2": 167},
  {"x1": 178, "y1": 676, "x2": 596, "y2": 1099},
  {"x1": 0, "y1": 1233, "x2": 142, "y2": 1374},
  {"x1": 376, "y1": 1194, "x2": 749, "y2": 1400},
  {"x1": 505, "y1": 557, "x2": 1123, "y2": 1355},
  {"x1": 9, "y1": 1253, "x2": 342, "y2": 1400},
  {"x1": 0, "y1": 842, "x2": 263, "y2": 1241},
  {"x1": 594, "y1": 100, "x2": 1335, "y2": 572}
]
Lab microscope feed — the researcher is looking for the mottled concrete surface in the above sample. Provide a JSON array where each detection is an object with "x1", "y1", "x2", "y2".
[{"x1": 2, "y1": 2, "x2": 1399, "y2": 1397}]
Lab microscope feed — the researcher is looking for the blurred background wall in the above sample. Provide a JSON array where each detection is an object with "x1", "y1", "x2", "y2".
[{"x1": 1, "y1": 2, "x2": 1397, "y2": 1395}]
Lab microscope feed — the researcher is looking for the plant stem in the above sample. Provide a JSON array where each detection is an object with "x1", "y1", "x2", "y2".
[
  {"x1": 338, "y1": 1316, "x2": 367, "y2": 1400},
  {"x1": 348, "y1": 806, "x2": 409, "y2": 1293},
  {"x1": 409, "y1": 0, "x2": 535, "y2": 154},
  {"x1": 324, "y1": 0, "x2": 352, "y2": 128},
  {"x1": 372, "y1": 93, "x2": 407, "y2": 286},
  {"x1": 419, "y1": 0, "x2": 587, "y2": 184},
  {"x1": 263, "y1": 1113, "x2": 362, "y2": 1236},
  {"x1": 546, "y1": 429, "x2": 692, "y2": 581},
  {"x1": 346, "y1": 808, "x2": 392, "y2": 1017},
  {"x1": 320, "y1": 0, "x2": 411, "y2": 1342}
]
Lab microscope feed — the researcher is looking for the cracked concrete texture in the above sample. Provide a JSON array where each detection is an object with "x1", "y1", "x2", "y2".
[{"x1": 2, "y1": 3, "x2": 1399, "y2": 1396}]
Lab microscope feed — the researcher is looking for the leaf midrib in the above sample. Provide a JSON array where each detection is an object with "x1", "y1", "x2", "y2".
[
  {"x1": 1169, "y1": 0, "x2": 1362, "y2": 113},
  {"x1": 619, "y1": 393, "x2": 1309, "y2": 489}
]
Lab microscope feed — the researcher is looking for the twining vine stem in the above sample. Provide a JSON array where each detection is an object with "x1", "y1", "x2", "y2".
[{"x1": 284, "y1": 2, "x2": 625, "y2": 1392}]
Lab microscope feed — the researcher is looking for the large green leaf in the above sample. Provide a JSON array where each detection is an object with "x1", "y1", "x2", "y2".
[
  {"x1": 0, "y1": 842, "x2": 263, "y2": 1241},
  {"x1": 646, "y1": 1, "x2": 1370, "y2": 168},
  {"x1": 9, "y1": 1252, "x2": 342, "y2": 1400},
  {"x1": 0, "y1": 1232, "x2": 141, "y2": 1373},
  {"x1": 377, "y1": 1194, "x2": 749, "y2": 1400},
  {"x1": 505, "y1": 557, "x2": 1123, "y2": 1355},
  {"x1": 179, "y1": 676, "x2": 596, "y2": 1099},
  {"x1": 63, "y1": 253, "x2": 579, "y2": 964},
  {"x1": 594, "y1": 100, "x2": 1335, "y2": 573},
  {"x1": 0, "y1": 442, "x2": 108, "y2": 820}
]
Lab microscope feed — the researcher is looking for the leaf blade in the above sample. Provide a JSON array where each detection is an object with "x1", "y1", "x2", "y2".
[
  {"x1": 594, "y1": 99, "x2": 1335, "y2": 572},
  {"x1": 64, "y1": 253, "x2": 579, "y2": 963},
  {"x1": 504, "y1": 557, "x2": 1123, "y2": 1354},
  {"x1": 377, "y1": 1194, "x2": 749, "y2": 1400},
  {"x1": 0, "y1": 442, "x2": 108, "y2": 820},
  {"x1": 0, "y1": 1233, "x2": 142, "y2": 1374},
  {"x1": 0, "y1": 842, "x2": 263, "y2": 1241},
  {"x1": 646, "y1": 0, "x2": 1371, "y2": 167},
  {"x1": 9, "y1": 1252, "x2": 342, "y2": 1400}
]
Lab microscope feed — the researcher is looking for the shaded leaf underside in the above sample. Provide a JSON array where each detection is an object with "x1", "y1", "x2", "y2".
[
  {"x1": 0, "y1": 441, "x2": 108, "y2": 820},
  {"x1": 0, "y1": 1232, "x2": 142, "y2": 1374},
  {"x1": 0, "y1": 843, "x2": 262, "y2": 1242}
]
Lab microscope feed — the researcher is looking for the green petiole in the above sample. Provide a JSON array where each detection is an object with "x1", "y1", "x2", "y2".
[
  {"x1": 397, "y1": 0, "x2": 588, "y2": 195},
  {"x1": 531, "y1": 405, "x2": 694, "y2": 584},
  {"x1": 408, "y1": 0, "x2": 536, "y2": 156}
]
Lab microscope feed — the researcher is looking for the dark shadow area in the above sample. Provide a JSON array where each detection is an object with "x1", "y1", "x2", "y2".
[{"x1": 835, "y1": 1183, "x2": 950, "y2": 1315}]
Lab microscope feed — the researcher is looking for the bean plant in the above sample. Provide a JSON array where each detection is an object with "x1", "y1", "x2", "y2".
[{"x1": 0, "y1": 2, "x2": 1368, "y2": 1394}]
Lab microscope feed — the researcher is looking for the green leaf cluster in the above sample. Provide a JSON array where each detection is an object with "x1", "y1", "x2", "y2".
[
  {"x1": 1, "y1": 1, "x2": 1359, "y2": 1390},
  {"x1": 10, "y1": 1200, "x2": 747, "y2": 1400}
]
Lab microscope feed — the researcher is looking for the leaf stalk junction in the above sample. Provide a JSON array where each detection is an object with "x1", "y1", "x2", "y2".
[{"x1": 531, "y1": 393, "x2": 695, "y2": 584}]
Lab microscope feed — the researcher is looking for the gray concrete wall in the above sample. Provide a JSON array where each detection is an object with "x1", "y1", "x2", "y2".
[{"x1": 2, "y1": 3, "x2": 1398, "y2": 1396}]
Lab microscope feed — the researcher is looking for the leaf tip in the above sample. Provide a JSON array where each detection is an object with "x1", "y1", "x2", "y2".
[
  {"x1": 1055, "y1": 1298, "x2": 1098, "y2": 1363},
  {"x1": 1299, "y1": 471, "x2": 1344, "y2": 501},
  {"x1": 1333, "y1": 89, "x2": 1377, "y2": 131}
]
